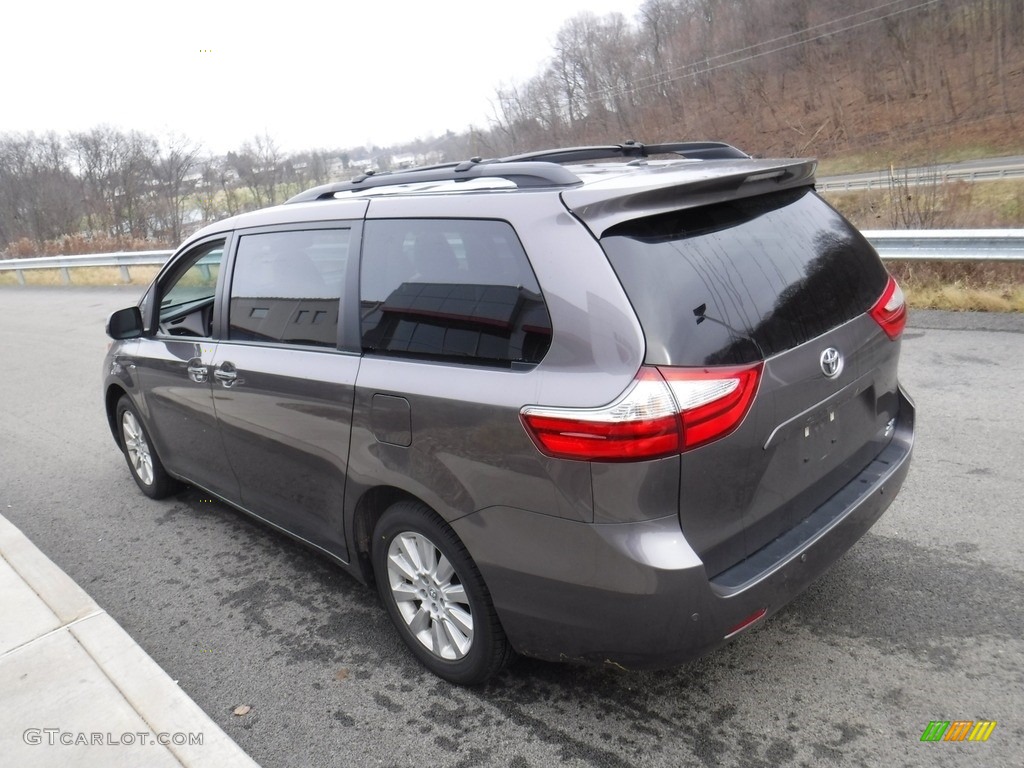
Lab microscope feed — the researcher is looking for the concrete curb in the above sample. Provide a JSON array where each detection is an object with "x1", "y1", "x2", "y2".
[{"x1": 0, "y1": 514, "x2": 260, "y2": 767}]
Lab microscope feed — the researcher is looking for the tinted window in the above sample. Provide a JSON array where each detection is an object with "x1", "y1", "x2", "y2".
[
  {"x1": 157, "y1": 241, "x2": 224, "y2": 337},
  {"x1": 360, "y1": 219, "x2": 551, "y2": 367},
  {"x1": 600, "y1": 189, "x2": 888, "y2": 366},
  {"x1": 229, "y1": 229, "x2": 350, "y2": 348}
]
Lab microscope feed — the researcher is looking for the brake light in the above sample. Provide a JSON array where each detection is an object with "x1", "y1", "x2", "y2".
[
  {"x1": 870, "y1": 275, "x2": 907, "y2": 340},
  {"x1": 520, "y1": 363, "x2": 762, "y2": 461}
]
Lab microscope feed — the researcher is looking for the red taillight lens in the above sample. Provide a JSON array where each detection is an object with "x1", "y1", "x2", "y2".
[
  {"x1": 521, "y1": 368, "x2": 681, "y2": 461},
  {"x1": 661, "y1": 365, "x2": 762, "y2": 450},
  {"x1": 521, "y1": 363, "x2": 762, "y2": 461},
  {"x1": 870, "y1": 275, "x2": 907, "y2": 340}
]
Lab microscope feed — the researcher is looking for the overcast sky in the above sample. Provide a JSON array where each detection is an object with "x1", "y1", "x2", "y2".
[{"x1": 5, "y1": 0, "x2": 643, "y2": 154}]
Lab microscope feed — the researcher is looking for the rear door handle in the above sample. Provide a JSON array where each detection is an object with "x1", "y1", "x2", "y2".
[{"x1": 214, "y1": 362, "x2": 238, "y2": 387}]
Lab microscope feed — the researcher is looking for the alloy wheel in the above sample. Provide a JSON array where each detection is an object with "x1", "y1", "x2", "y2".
[
  {"x1": 121, "y1": 410, "x2": 154, "y2": 486},
  {"x1": 386, "y1": 532, "x2": 474, "y2": 660}
]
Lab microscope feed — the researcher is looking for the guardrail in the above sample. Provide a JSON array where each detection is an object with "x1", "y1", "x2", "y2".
[
  {"x1": 862, "y1": 230, "x2": 1024, "y2": 262},
  {"x1": 818, "y1": 165, "x2": 1024, "y2": 191},
  {"x1": 1, "y1": 231, "x2": 1023, "y2": 285},
  {"x1": 0, "y1": 250, "x2": 173, "y2": 285}
]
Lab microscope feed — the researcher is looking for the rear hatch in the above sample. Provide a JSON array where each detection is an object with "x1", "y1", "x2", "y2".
[{"x1": 589, "y1": 185, "x2": 902, "y2": 576}]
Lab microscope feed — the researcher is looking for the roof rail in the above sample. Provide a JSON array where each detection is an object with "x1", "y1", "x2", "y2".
[
  {"x1": 500, "y1": 141, "x2": 750, "y2": 164},
  {"x1": 286, "y1": 161, "x2": 582, "y2": 203},
  {"x1": 285, "y1": 140, "x2": 750, "y2": 204}
]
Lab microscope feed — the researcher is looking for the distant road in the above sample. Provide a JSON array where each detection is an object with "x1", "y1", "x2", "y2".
[{"x1": 817, "y1": 155, "x2": 1024, "y2": 191}]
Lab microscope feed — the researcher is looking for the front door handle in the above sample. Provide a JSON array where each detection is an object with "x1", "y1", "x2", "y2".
[
  {"x1": 214, "y1": 362, "x2": 238, "y2": 387},
  {"x1": 187, "y1": 358, "x2": 208, "y2": 383}
]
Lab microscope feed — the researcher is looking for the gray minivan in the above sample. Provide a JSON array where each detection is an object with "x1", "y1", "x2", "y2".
[{"x1": 104, "y1": 142, "x2": 914, "y2": 684}]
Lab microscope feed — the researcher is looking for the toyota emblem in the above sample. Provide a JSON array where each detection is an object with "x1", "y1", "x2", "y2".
[{"x1": 820, "y1": 348, "x2": 843, "y2": 378}]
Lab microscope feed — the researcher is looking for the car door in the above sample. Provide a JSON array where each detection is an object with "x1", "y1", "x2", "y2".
[
  {"x1": 131, "y1": 236, "x2": 240, "y2": 501},
  {"x1": 209, "y1": 223, "x2": 361, "y2": 557}
]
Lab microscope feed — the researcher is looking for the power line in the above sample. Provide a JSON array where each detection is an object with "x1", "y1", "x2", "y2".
[
  {"x1": 584, "y1": 0, "x2": 942, "y2": 105},
  {"x1": 598, "y1": 0, "x2": 922, "y2": 96}
]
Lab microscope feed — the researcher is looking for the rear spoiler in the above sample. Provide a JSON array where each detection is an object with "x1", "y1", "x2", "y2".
[{"x1": 560, "y1": 159, "x2": 817, "y2": 237}]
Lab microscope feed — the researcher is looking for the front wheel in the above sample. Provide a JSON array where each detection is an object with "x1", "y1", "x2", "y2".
[
  {"x1": 372, "y1": 501, "x2": 512, "y2": 685},
  {"x1": 116, "y1": 396, "x2": 179, "y2": 499}
]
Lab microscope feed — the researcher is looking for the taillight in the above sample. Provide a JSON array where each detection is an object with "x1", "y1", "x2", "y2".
[
  {"x1": 662, "y1": 366, "x2": 762, "y2": 450},
  {"x1": 520, "y1": 369, "x2": 680, "y2": 461},
  {"x1": 521, "y1": 363, "x2": 762, "y2": 461},
  {"x1": 870, "y1": 275, "x2": 907, "y2": 340}
]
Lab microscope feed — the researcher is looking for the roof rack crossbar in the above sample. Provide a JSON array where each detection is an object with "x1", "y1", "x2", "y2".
[{"x1": 286, "y1": 161, "x2": 581, "y2": 203}]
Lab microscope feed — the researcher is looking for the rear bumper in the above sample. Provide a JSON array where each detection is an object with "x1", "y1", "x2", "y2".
[{"x1": 452, "y1": 385, "x2": 915, "y2": 669}]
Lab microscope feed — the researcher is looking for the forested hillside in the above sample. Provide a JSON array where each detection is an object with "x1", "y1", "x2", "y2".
[
  {"x1": 1, "y1": 0, "x2": 1020, "y2": 254},
  {"x1": 481, "y1": 0, "x2": 1022, "y2": 158}
]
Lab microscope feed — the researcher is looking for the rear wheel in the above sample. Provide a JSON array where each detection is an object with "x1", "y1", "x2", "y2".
[
  {"x1": 372, "y1": 501, "x2": 512, "y2": 685},
  {"x1": 116, "y1": 396, "x2": 179, "y2": 499}
]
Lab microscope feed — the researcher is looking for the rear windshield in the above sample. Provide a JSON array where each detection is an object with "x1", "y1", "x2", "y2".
[{"x1": 600, "y1": 188, "x2": 888, "y2": 366}]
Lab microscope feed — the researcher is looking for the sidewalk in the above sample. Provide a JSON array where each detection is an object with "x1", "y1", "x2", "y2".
[{"x1": 0, "y1": 514, "x2": 260, "y2": 767}]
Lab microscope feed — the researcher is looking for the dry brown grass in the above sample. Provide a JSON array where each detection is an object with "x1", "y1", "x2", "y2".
[
  {"x1": 20, "y1": 269, "x2": 66, "y2": 286},
  {"x1": 0, "y1": 264, "x2": 163, "y2": 287},
  {"x1": 906, "y1": 284, "x2": 1024, "y2": 311},
  {"x1": 823, "y1": 179, "x2": 1024, "y2": 310},
  {"x1": 66, "y1": 265, "x2": 163, "y2": 286},
  {"x1": 69, "y1": 266, "x2": 124, "y2": 285},
  {"x1": 888, "y1": 260, "x2": 1024, "y2": 312},
  {"x1": 124, "y1": 265, "x2": 161, "y2": 284},
  {"x1": 1, "y1": 233, "x2": 173, "y2": 259},
  {"x1": 822, "y1": 181, "x2": 1024, "y2": 230}
]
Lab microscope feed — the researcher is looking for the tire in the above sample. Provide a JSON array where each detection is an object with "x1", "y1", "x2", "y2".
[
  {"x1": 116, "y1": 396, "x2": 179, "y2": 499},
  {"x1": 372, "y1": 501, "x2": 513, "y2": 685}
]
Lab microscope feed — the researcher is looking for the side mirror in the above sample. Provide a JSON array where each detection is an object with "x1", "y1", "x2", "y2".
[{"x1": 106, "y1": 306, "x2": 144, "y2": 340}]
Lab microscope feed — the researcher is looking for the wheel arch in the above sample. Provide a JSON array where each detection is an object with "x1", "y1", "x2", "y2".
[
  {"x1": 350, "y1": 485, "x2": 424, "y2": 584},
  {"x1": 105, "y1": 384, "x2": 129, "y2": 446}
]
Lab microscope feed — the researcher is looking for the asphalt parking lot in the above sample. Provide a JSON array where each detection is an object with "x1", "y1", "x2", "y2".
[{"x1": 1, "y1": 286, "x2": 1021, "y2": 767}]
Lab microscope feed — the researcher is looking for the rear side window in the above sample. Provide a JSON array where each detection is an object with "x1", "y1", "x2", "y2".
[
  {"x1": 600, "y1": 188, "x2": 888, "y2": 366},
  {"x1": 229, "y1": 229, "x2": 351, "y2": 348},
  {"x1": 360, "y1": 219, "x2": 551, "y2": 367}
]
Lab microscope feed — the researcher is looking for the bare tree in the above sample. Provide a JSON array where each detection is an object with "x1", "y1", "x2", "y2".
[
  {"x1": 194, "y1": 157, "x2": 223, "y2": 224},
  {"x1": 70, "y1": 127, "x2": 159, "y2": 238},
  {"x1": 229, "y1": 133, "x2": 284, "y2": 209},
  {"x1": 153, "y1": 134, "x2": 203, "y2": 243},
  {"x1": 0, "y1": 133, "x2": 81, "y2": 249}
]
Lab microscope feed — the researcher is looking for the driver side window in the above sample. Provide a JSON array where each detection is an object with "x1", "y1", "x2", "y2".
[{"x1": 157, "y1": 241, "x2": 225, "y2": 337}]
